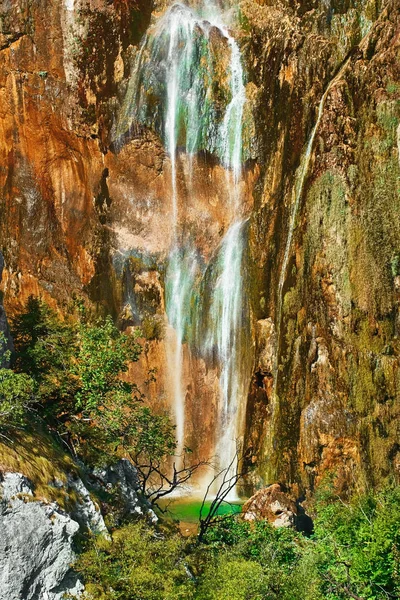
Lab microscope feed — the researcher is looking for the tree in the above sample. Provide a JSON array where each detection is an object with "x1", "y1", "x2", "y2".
[
  {"x1": 95, "y1": 399, "x2": 208, "y2": 506},
  {"x1": 9, "y1": 297, "x2": 206, "y2": 505},
  {"x1": 0, "y1": 368, "x2": 34, "y2": 435},
  {"x1": 11, "y1": 296, "x2": 78, "y2": 415},
  {"x1": 10, "y1": 298, "x2": 143, "y2": 457},
  {"x1": 73, "y1": 313, "x2": 142, "y2": 413}
]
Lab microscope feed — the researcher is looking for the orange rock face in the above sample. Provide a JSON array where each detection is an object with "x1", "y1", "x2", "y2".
[{"x1": 0, "y1": 0, "x2": 259, "y2": 485}]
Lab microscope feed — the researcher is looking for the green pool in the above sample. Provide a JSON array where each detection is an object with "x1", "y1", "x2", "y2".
[{"x1": 158, "y1": 498, "x2": 243, "y2": 523}]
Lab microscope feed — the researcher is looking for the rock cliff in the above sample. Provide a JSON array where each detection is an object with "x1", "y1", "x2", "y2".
[
  {"x1": 0, "y1": 0, "x2": 399, "y2": 497},
  {"x1": 0, "y1": 472, "x2": 86, "y2": 600},
  {"x1": 243, "y1": 0, "x2": 400, "y2": 495}
]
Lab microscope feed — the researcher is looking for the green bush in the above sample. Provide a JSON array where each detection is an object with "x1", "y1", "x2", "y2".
[
  {"x1": 76, "y1": 486, "x2": 400, "y2": 600},
  {"x1": 0, "y1": 369, "x2": 34, "y2": 430},
  {"x1": 308, "y1": 486, "x2": 400, "y2": 599},
  {"x1": 75, "y1": 522, "x2": 195, "y2": 600},
  {"x1": 195, "y1": 557, "x2": 268, "y2": 600}
]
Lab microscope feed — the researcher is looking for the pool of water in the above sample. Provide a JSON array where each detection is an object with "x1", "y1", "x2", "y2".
[{"x1": 158, "y1": 498, "x2": 243, "y2": 524}]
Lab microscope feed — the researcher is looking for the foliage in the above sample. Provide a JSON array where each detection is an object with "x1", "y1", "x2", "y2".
[
  {"x1": 195, "y1": 517, "x2": 304, "y2": 600},
  {"x1": 309, "y1": 486, "x2": 400, "y2": 599},
  {"x1": 195, "y1": 557, "x2": 268, "y2": 600},
  {"x1": 9, "y1": 297, "x2": 176, "y2": 471},
  {"x1": 12, "y1": 297, "x2": 78, "y2": 410},
  {"x1": 76, "y1": 480, "x2": 400, "y2": 600},
  {"x1": 8, "y1": 297, "x2": 192, "y2": 503},
  {"x1": 73, "y1": 313, "x2": 141, "y2": 413},
  {"x1": 0, "y1": 368, "x2": 34, "y2": 430},
  {"x1": 75, "y1": 521, "x2": 195, "y2": 600},
  {"x1": 196, "y1": 486, "x2": 400, "y2": 600}
]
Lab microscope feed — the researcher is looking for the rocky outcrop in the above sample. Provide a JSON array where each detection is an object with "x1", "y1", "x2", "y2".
[
  {"x1": 0, "y1": 457, "x2": 160, "y2": 599},
  {"x1": 242, "y1": 484, "x2": 298, "y2": 528},
  {"x1": 92, "y1": 459, "x2": 157, "y2": 524},
  {"x1": 0, "y1": 472, "x2": 84, "y2": 600}
]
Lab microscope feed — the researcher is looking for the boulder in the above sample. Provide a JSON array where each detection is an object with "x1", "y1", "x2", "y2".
[
  {"x1": 0, "y1": 472, "x2": 84, "y2": 600},
  {"x1": 92, "y1": 458, "x2": 157, "y2": 524},
  {"x1": 242, "y1": 484, "x2": 297, "y2": 528},
  {"x1": 67, "y1": 474, "x2": 109, "y2": 535}
]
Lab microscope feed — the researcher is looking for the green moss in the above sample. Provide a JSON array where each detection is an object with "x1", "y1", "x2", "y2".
[
  {"x1": 349, "y1": 354, "x2": 376, "y2": 415},
  {"x1": 386, "y1": 81, "x2": 400, "y2": 96},
  {"x1": 376, "y1": 100, "x2": 399, "y2": 146},
  {"x1": 304, "y1": 170, "x2": 352, "y2": 318},
  {"x1": 283, "y1": 286, "x2": 302, "y2": 319},
  {"x1": 141, "y1": 313, "x2": 165, "y2": 341},
  {"x1": 350, "y1": 96, "x2": 400, "y2": 314}
]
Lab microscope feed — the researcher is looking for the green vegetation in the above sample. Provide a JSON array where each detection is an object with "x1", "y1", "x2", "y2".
[
  {"x1": 3, "y1": 298, "x2": 400, "y2": 599},
  {"x1": 0, "y1": 368, "x2": 34, "y2": 430},
  {"x1": 76, "y1": 484, "x2": 400, "y2": 600},
  {"x1": 76, "y1": 522, "x2": 194, "y2": 600},
  {"x1": 1, "y1": 296, "x2": 177, "y2": 502}
]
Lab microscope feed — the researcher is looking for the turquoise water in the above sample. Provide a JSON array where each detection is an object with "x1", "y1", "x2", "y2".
[{"x1": 159, "y1": 499, "x2": 243, "y2": 524}]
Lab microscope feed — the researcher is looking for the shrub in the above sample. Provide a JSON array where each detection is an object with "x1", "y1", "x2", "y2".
[
  {"x1": 0, "y1": 369, "x2": 34, "y2": 430},
  {"x1": 75, "y1": 521, "x2": 195, "y2": 600},
  {"x1": 195, "y1": 557, "x2": 268, "y2": 600}
]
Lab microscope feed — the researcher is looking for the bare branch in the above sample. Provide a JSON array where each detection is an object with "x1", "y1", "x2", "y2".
[{"x1": 197, "y1": 441, "x2": 248, "y2": 544}]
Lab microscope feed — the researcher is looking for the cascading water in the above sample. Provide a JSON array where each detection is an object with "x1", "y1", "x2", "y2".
[
  {"x1": 116, "y1": 0, "x2": 249, "y2": 493},
  {"x1": 204, "y1": 220, "x2": 248, "y2": 492}
]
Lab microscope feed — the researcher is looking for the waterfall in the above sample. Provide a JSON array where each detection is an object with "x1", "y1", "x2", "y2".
[
  {"x1": 116, "y1": 0, "x2": 248, "y2": 492},
  {"x1": 205, "y1": 9, "x2": 247, "y2": 493},
  {"x1": 204, "y1": 220, "x2": 248, "y2": 495}
]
